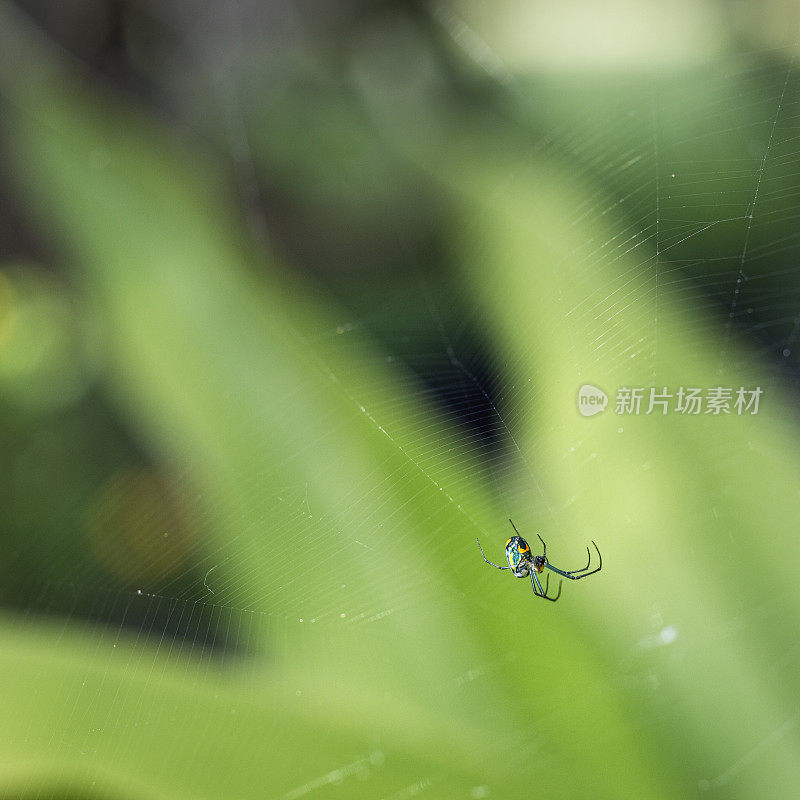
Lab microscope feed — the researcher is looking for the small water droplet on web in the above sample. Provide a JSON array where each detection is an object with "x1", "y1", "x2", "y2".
[{"x1": 660, "y1": 625, "x2": 677, "y2": 644}]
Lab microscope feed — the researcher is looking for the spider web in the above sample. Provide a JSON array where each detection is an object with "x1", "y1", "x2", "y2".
[{"x1": 5, "y1": 3, "x2": 800, "y2": 798}]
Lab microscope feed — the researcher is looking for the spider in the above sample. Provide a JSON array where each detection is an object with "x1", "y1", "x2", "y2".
[{"x1": 476, "y1": 519, "x2": 602, "y2": 602}]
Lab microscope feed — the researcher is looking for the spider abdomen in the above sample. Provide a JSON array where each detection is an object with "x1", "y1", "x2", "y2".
[{"x1": 505, "y1": 535, "x2": 534, "y2": 578}]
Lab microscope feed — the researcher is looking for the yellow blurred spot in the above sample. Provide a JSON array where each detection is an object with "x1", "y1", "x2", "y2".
[
  {"x1": 0, "y1": 265, "x2": 96, "y2": 410},
  {"x1": 0, "y1": 270, "x2": 17, "y2": 349}
]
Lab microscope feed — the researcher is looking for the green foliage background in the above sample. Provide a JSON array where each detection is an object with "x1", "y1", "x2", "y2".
[{"x1": 1, "y1": 2, "x2": 800, "y2": 798}]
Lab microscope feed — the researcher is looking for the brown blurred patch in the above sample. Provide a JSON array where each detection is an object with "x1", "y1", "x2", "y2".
[{"x1": 84, "y1": 467, "x2": 198, "y2": 586}]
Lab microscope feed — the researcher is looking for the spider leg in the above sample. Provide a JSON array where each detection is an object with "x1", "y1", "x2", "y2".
[
  {"x1": 543, "y1": 541, "x2": 602, "y2": 580},
  {"x1": 510, "y1": 521, "x2": 549, "y2": 561},
  {"x1": 565, "y1": 546, "x2": 591, "y2": 574},
  {"x1": 476, "y1": 538, "x2": 511, "y2": 570},
  {"x1": 531, "y1": 570, "x2": 561, "y2": 602}
]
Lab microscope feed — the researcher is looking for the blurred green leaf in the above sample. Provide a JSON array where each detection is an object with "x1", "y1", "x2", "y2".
[
  {"x1": 3, "y1": 3, "x2": 800, "y2": 800},
  {"x1": 448, "y1": 149, "x2": 800, "y2": 798}
]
